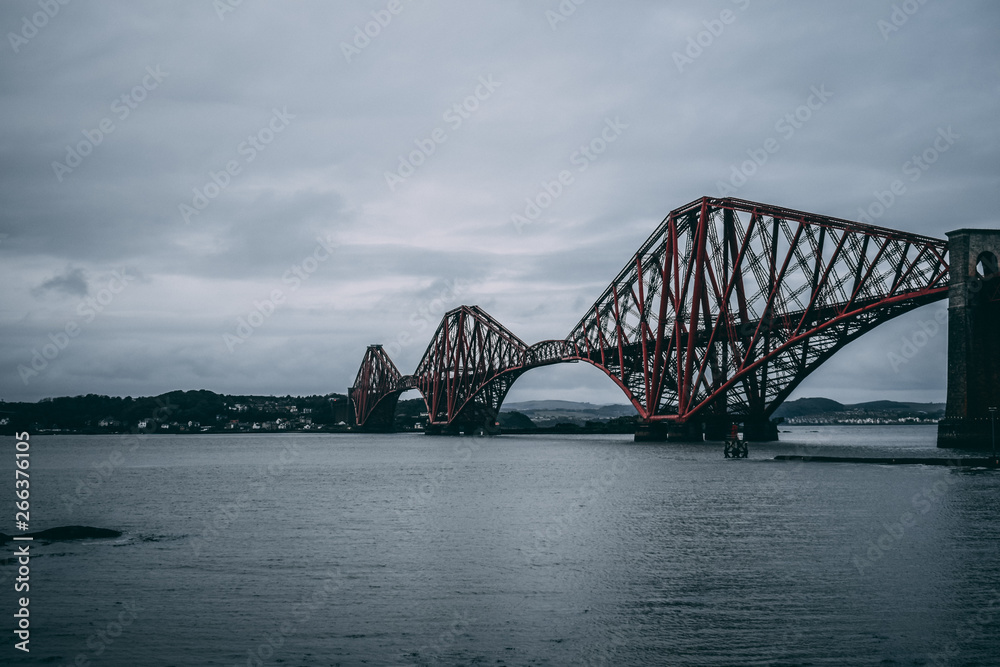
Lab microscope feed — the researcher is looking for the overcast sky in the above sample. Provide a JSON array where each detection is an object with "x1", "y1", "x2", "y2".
[{"x1": 1, "y1": 1, "x2": 998, "y2": 407}]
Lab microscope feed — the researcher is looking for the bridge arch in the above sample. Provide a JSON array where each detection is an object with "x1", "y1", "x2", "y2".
[
  {"x1": 349, "y1": 345, "x2": 411, "y2": 431},
  {"x1": 349, "y1": 196, "x2": 952, "y2": 441},
  {"x1": 410, "y1": 306, "x2": 530, "y2": 434},
  {"x1": 976, "y1": 250, "x2": 998, "y2": 278},
  {"x1": 563, "y1": 197, "x2": 949, "y2": 438}
]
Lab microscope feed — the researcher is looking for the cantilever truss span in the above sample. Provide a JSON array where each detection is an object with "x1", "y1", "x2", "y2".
[
  {"x1": 349, "y1": 345, "x2": 408, "y2": 430},
  {"x1": 350, "y1": 196, "x2": 950, "y2": 433}
]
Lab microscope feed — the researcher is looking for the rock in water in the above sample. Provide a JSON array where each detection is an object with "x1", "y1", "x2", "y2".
[{"x1": 0, "y1": 526, "x2": 122, "y2": 545}]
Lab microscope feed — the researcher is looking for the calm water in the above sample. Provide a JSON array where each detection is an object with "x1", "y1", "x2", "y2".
[{"x1": 4, "y1": 426, "x2": 1000, "y2": 666}]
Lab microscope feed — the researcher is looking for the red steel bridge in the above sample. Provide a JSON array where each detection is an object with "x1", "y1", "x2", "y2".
[{"x1": 349, "y1": 196, "x2": 956, "y2": 441}]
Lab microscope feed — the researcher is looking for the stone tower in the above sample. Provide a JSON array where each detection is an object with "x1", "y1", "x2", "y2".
[{"x1": 937, "y1": 229, "x2": 1000, "y2": 450}]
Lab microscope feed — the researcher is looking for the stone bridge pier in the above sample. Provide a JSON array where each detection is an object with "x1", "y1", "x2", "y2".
[{"x1": 937, "y1": 229, "x2": 1000, "y2": 450}]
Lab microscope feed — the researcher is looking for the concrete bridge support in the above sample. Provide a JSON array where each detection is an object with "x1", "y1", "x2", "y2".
[
  {"x1": 635, "y1": 421, "x2": 704, "y2": 442},
  {"x1": 634, "y1": 415, "x2": 779, "y2": 442},
  {"x1": 703, "y1": 416, "x2": 734, "y2": 441},
  {"x1": 742, "y1": 417, "x2": 780, "y2": 442},
  {"x1": 938, "y1": 229, "x2": 1000, "y2": 451},
  {"x1": 348, "y1": 387, "x2": 402, "y2": 432},
  {"x1": 425, "y1": 420, "x2": 500, "y2": 436}
]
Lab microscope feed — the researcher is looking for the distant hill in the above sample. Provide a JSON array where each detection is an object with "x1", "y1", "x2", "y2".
[
  {"x1": 503, "y1": 400, "x2": 637, "y2": 416},
  {"x1": 497, "y1": 411, "x2": 536, "y2": 430},
  {"x1": 851, "y1": 400, "x2": 947, "y2": 413},
  {"x1": 500, "y1": 397, "x2": 945, "y2": 426},
  {"x1": 501, "y1": 401, "x2": 637, "y2": 426},
  {"x1": 771, "y1": 397, "x2": 845, "y2": 417},
  {"x1": 773, "y1": 397, "x2": 945, "y2": 423},
  {"x1": 0, "y1": 391, "x2": 947, "y2": 435},
  {"x1": 0, "y1": 390, "x2": 351, "y2": 435}
]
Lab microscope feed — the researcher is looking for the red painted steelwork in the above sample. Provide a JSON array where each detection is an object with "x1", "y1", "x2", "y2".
[
  {"x1": 350, "y1": 197, "x2": 951, "y2": 430},
  {"x1": 351, "y1": 345, "x2": 407, "y2": 428},
  {"x1": 566, "y1": 197, "x2": 949, "y2": 423}
]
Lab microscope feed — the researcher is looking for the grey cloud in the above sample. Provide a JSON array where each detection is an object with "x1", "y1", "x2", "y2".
[
  {"x1": 31, "y1": 266, "x2": 88, "y2": 298},
  {"x1": 0, "y1": 1, "x2": 997, "y2": 403}
]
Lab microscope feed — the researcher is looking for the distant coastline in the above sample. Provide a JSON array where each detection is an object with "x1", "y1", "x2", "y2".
[
  {"x1": 1, "y1": 392, "x2": 944, "y2": 436},
  {"x1": 0, "y1": 389, "x2": 351, "y2": 436}
]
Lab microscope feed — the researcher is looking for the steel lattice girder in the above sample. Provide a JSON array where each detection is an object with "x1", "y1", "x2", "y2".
[
  {"x1": 413, "y1": 306, "x2": 532, "y2": 426},
  {"x1": 566, "y1": 196, "x2": 950, "y2": 422},
  {"x1": 349, "y1": 316, "x2": 571, "y2": 429},
  {"x1": 350, "y1": 196, "x2": 951, "y2": 429},
  {"x1": 350, "y1": 345, "x2": 405, "y2": 428}
]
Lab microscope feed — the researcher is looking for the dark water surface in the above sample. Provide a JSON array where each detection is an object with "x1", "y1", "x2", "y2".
[{"x1": 5, "y1": 426, "x2": 1000, "y2": 666}]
